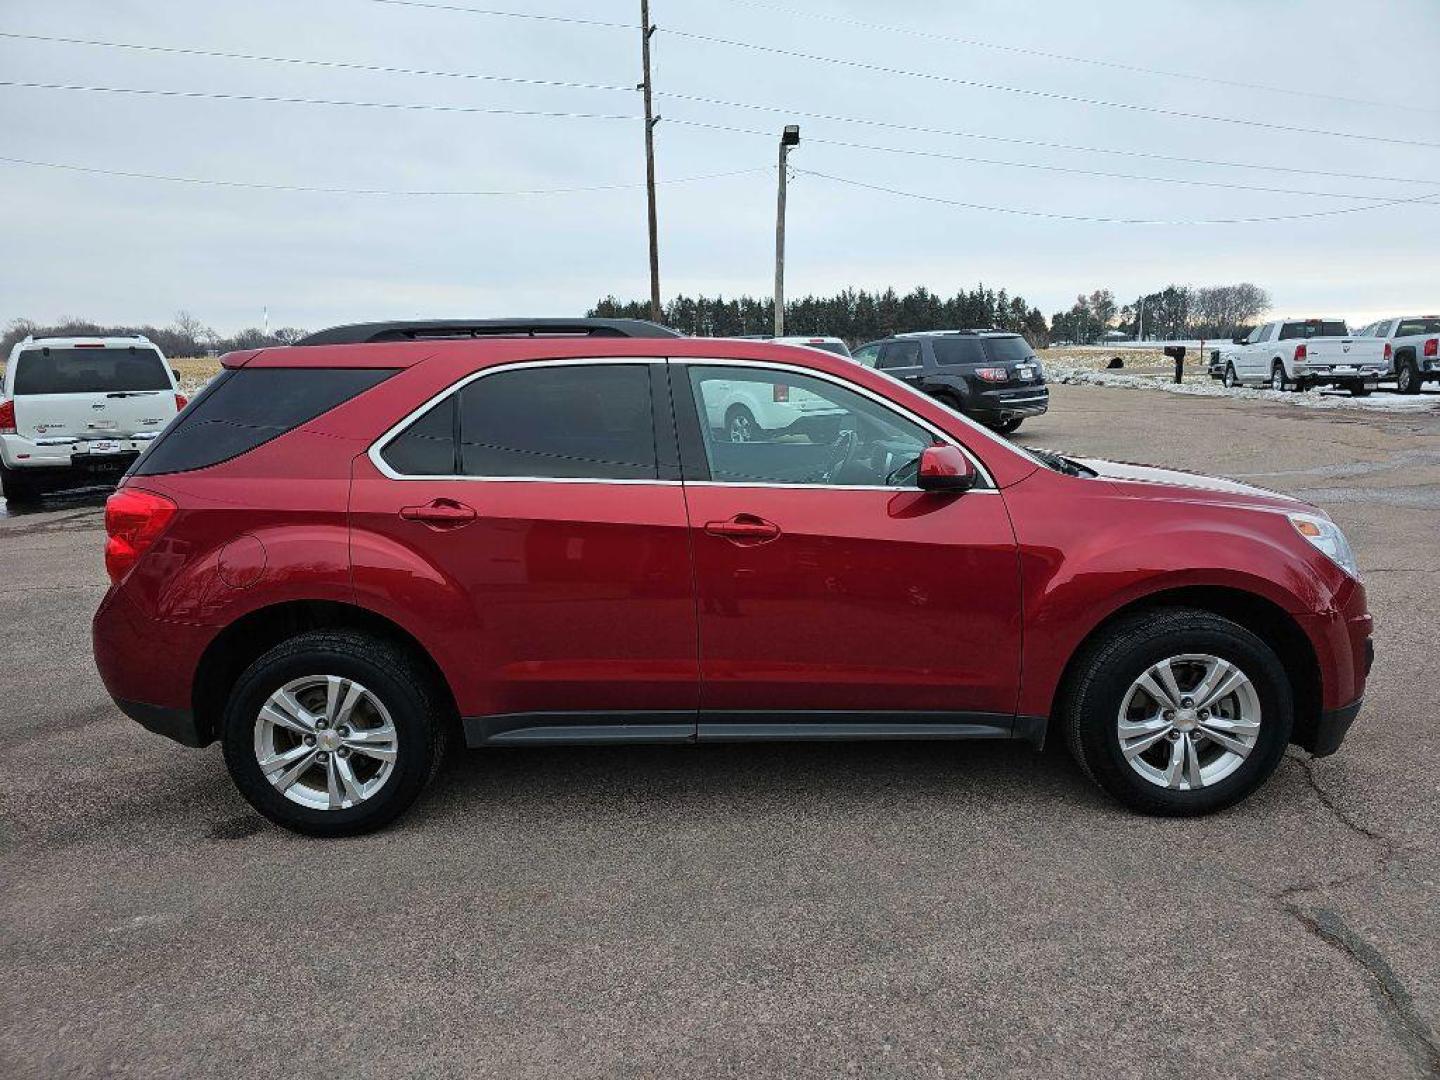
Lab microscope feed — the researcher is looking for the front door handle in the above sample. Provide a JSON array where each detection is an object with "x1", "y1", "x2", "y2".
[
  {"x1": 704, "y1": 514, "x2": 781, "y2": 545},
  {"x1": 400, "y1": 498, "x2": 477, "y2": 529}
]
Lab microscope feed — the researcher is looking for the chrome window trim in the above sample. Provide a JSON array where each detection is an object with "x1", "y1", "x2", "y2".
[{"x1": 369, "y1": 354, "x2": 999, "y2": 491}]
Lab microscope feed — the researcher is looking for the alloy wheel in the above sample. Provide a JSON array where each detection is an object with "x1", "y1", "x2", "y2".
[
  {"x1": 728, "y1": 413, "x2": 755, "y2": 442},
  {"x1": 1116, "y1": 653, "x2": 1261, "y2": 791},
  {"x1": 253, "y1": 675, "x2": 398, "y2": 810}
]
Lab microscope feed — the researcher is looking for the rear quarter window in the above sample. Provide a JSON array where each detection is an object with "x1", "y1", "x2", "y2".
[
  {"x1": 12, "y1": 346, "x2": 170, "y2": 395},
  {"x1": 932, "y1": 339, "x2": 985, "y2": 365},
  {"x1": 132, "y1": 367, "x2": 395, "y2": 476},
  {"x1": 979, "y1": 337, "x2": 1036, "y2": 363}
]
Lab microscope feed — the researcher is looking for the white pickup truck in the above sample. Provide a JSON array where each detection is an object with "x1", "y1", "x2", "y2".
[
  {"x1": 0, "y1": 335, "x2": 186, "y2": 504},
  {"x1": 1350, "y1": 315, "x2": 1440, "y2": 394},
  {"x1": 1217, "y1": 318, "x2": 1383, "y2": 395}
]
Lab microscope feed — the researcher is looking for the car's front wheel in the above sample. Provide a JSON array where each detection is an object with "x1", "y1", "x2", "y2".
[
  {"x1": 1222, "y1": 362, "x2": 1239, "y2": 389},
  {"x1": 1063, "y1": 608, "x2": 1292, "y2": 816},
  {"x1": 221, "y1": 630, "x2": 448, "y2": 836}
]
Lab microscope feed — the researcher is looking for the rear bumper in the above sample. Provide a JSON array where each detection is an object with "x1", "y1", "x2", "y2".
[
  {"x1": 974, "y1": 385, "x2": 1049, "y2": 419},
  {"x1": 113, "y1": 697, "x2": 210, "y2": 748}
]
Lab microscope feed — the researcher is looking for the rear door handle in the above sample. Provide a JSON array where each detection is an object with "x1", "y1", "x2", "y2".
[
  {"x1": 704, "y1": 514, "x2": 781, "y2": 545},
  {"x1": 400, "y1": 498, "x2": 477, "y2": 529}
]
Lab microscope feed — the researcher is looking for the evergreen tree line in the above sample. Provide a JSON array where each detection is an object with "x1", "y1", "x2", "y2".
[{"x1": 590, "y1": 286, "x2": 1050, "y2": 346}]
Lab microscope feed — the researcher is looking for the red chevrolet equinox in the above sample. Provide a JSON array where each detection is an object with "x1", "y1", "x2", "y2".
[{"x1": 92, "y1": 319, "x2": 1373, "y2": 835}]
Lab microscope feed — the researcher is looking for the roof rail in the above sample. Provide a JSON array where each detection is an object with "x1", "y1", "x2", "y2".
[{"x1": 293, "y1": 318, "x2": 682, "y2": 347}]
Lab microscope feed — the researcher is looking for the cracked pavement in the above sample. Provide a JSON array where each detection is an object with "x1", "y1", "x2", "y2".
[{"x1": 1, "y1": 383, "x2": 1437, "y2": 1078}]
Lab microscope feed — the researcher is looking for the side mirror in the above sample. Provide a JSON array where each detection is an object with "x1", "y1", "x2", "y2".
[
  {"x1": 1232, "y1": 336, "x2": 1247, "y2": 345},
  {"x1": 917, "y1": 444, "x2": 977, "y2": 492}
]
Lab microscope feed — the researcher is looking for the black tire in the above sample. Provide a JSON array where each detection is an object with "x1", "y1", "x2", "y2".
[
  {"x1": 1062, "y1": 608, "x2": 1293, "y2": 816},
  {"x1": 0, "y1": 465, "x2": 41, "y2": 505},
  {"x1": 1222, "y1": 362, "x2": 1239, "y2": 389},
  {"x1": 724, "y1": 404, "x2": 759, "y2": 443},
  {"x1": 1396, "y1": 357, "x2": 1421, "y2": 395},
  {"x1": 1349, "y1": 382, "x2": 1372, "y2": 397},
  {"x1": 992, "y1": 417, "x2": 1024, "y2": 435},
  {"x1": 221, "y1": 630, "x2": 449, "y2": 836},
  {"x1": 1270, "y1": 361, "x2": 1292, "y2": 392}
]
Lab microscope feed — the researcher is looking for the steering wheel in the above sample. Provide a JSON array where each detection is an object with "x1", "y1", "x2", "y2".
[{"x1": 819, "y1": 428, "x2": 859, "y2": 484}]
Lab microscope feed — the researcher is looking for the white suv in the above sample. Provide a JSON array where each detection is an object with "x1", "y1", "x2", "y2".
[{"x1": 1, "y1": 335, "x2": 186, "y2": 504}]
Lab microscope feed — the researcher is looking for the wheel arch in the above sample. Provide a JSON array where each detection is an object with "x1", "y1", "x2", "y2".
[
  {"x1": 1048, "y1": 584, "x2": 1322, "y2": 750},
  {"x1": 191, "y1": 599, "x2": 460, "y2": 745}
]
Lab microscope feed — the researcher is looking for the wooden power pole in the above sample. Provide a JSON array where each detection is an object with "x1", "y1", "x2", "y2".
[{"x1": 639, "y1": 1, "x2": 661, "y2": 322}]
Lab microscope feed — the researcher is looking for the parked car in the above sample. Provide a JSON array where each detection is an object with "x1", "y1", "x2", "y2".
[
  {"x1": 1351, "y1": 316, "x2": 1440, "y2": 394},
  {"x1": 853, "y1": 330, "x2": 1048, "y2": 434},
  {"x1": 1217, "y1": 319, "x2": 1382, "y2": 394},
  {"x1": 1, "y1": 335, "x2": 187, "y2": 504},
  {"x1": 771, "y1": 335, "x2": 852, "y2": 358},
  {"x1": 93, "y1": 318, "x2": 1371, "y2": 835}
]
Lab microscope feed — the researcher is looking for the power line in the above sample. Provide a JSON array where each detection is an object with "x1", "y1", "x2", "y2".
[
  {"x1": 365, "y1": 0, "x2": 629, "y2": 30},
  {"x1": 4, "y1": 31, "x2": 1434, "y2": 189},
  {"x1": 659, "y1": 29, "x2": 1440, "y2": 150},
  {"x1": 351, "y1": 0, "x2": 1440, "y2": 146},
  {"x1": 0, "y1": 154, "x2": 768, "y2": 195},
  {"x1": 713, "y1": 0, "x2": 1437, "y2": 116},
  {"x1": 0, "y1": 30, "x2": 636, "y2": 96},
  {"x1": 0, "y1": 79, "x2": 636, "y2": 120},
  {"x1": 794, "y1": 168, "x2": 1440, "y2": 225}
]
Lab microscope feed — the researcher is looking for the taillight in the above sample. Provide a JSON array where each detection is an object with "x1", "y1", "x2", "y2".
[
  {"x1": 174, "y1": 393, "x2": 188, "y2": 411},
  {"x1": 975, "y1": 367, "x2": 1008, "y2": 383},
  {"x1": 1294, "y1": 344, "x2": 1307, "y2": 362},
  {"x1": 1426, "y1": 338, "x2": 1438, "y2": 358},
  {"x1": 0, "y1": 399, "x2": 14, "y2": 435},
  {"x1": 104, "y1": 488, "x2": 177, "y2": 584},
  {"x1": 1384, "y1": 343, "x2": 1393, "y2": 361},
  {"x1": 772, "y1": 383, "x2": 790, "y2": 402}
]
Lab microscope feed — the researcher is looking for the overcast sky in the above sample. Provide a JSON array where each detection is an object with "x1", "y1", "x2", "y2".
[{"x1": 2, "y1": 0, "x2": 1438, "y2": 334}]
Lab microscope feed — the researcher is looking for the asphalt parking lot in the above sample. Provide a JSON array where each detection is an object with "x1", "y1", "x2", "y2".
[{"x1": 2, "y1": 383, "x2": 1437, "y2": 1079}]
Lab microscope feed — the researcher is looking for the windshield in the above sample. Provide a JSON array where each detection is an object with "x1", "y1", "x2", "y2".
[
  {"x1": 1279, "y1": 321, "x2": 1347, "y2": 340},
  {"x1": 980, "y1": 337, "x2": 1036, "y2": 363},
  {"x1": 13, "y1": 346, "x2": 170, "y2": 395}
]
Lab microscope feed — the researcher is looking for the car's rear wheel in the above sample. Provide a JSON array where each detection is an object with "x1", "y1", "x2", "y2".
[
  {"x1": 725, "y1": 404, "x2": 759, "y2": 443},
  {"x1": 1270, "y1": 362, "x2": 1292, "y2": 392},
  {"x1": 221, "y1": 630, "x2": 448, "y2": 836},
  {"x1": 1396, "y1": 358, "x2": 1421, "y2": 395},
  {"x1": 1222, "y1": 362, "x2": 1239, "y2": 389},
  {"x1": 0, "y1": 465, "x2": 41, "y2": 505},
  {"x1": 993, "y1": 417, "x2": 1024, "y2": 434},
  {"x1": 1349, "y1": 382, "x2": 1372, "y2": 397},
  {"x1": 1063, "y1": 608, "x2": 1292, "y2": 816}
]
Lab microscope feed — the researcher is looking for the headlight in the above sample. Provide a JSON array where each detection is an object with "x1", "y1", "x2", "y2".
[{"x1": 1289, "y1": 513, "x2": 1359, "y2": 578}]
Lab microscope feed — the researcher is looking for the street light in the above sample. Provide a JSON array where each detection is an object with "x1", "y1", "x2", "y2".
[{"x1": 774, "y1": 124, "x2": 800, "y2": 337}]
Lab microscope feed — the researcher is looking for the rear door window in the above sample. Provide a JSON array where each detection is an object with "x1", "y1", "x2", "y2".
[
  {"x1": 13, "y1": 346, "x2": 170, "y2": 395},
  {"x1": 132, "y1": 367, "x2": 394, "y2": 476},
  {"x1": 457, "y1": 364, "x2": 658, "y2": 480},
  {"x1": 876, "y1": 342, "x2": 921, "y2": 370},
  {"x1": 932, "y1": 338, "x2": 985, "y2": 365}
]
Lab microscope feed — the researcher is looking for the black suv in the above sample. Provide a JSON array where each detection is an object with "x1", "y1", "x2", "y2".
[{"x1": 853, "y1": 331, "x2": 1049, "y2": 434}]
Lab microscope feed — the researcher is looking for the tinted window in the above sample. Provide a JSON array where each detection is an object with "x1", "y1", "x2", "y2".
[
  {"x1": 687, "y1": 365, "x2": 932, "y2": 487},
  {"x1": 876, "y1": 342, "x2": 921, "y2": 370},
  {"x1": 932, "y1": 338, "x2": 985, "y2": 365},
  {"x1": 14, "y1": 346, "x2": 170, "y2": 394},
  {"x1": 1280, "y1": 320, "x2": 1347, "y2": 340},
  {"x1": 133, "y1": 367, "x2": 394, "y2": 476},
  {"x1": 381, "y1": 397, "x2": 457, "y2": 476},
  {"x1": 852, "y1": 344, "x2": 880, "y2": 368},
  {"x1": 980, "y1": 337, "x2": 1036, "y2": 363},
  {"x1": 1396, "y1": 318, "x2": 1440, "y2": 337},
  {"x1": 802, "y1": 342, "x2": 852, "y2": 358},
  {"x1": 458, "y1": 364, "x2": 656, "y2": 480}
]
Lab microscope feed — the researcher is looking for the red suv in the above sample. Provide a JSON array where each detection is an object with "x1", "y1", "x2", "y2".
[{"x1": 93, "y1": 319, "x2": 1373, "y2": 835}]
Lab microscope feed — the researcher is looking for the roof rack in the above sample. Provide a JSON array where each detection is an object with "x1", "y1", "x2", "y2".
[{"x1": 293, "y1": 318, "x2": 681, "y2": 347}]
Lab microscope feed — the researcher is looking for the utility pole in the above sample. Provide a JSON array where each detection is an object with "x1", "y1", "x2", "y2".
[
  {"x1": 1137, "y1": 297, "x2": 1145, "y2": 342},
  {"x1": 638, "y1": 1, "x2": 661, "y2": 323},
  {"x1": 773, "y1": 124, "x2": 800, "y2": 337}
]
